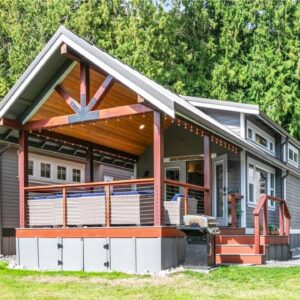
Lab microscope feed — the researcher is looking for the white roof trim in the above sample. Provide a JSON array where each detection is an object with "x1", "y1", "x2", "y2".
[{"x1": 183, "y1": 96, "x2": 259, "y2": 115}]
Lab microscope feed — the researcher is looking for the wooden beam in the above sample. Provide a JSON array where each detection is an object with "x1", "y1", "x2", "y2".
[
  {"x1": 25, "y1": 104, "x2": 152, "y2": 130},
  {"x1": 18, "y1": 130, "x2": 28, "y2": 228},
  {"x1": 55, "y1": 84, "x2": 81, "y2": 114},
  {"x1": 153, "y1": 111, "x2": 164, "y2": 226},
  {"x1": 203, "y1": 134, "x2": 211, "y2": 216},
  {"x1": 87, "y1": 75, "x2": 114, "y2": 111},
  {"x1": 0, "y1": 118, "x2": 23, "y2": 130},
  {"x1": 80, "y1": 62, "x2": 90, "y2": 108}
]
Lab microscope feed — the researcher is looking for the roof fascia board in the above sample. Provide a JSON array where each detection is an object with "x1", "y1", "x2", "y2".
[
  {"x1": 0, "y1": 34, "x2": 65, "y2": 119},
  {"x1": 21, "y1": 60, "x2": 76, "y2": 124},
  {"x1": 188, "y1": 100, "x2": 259, "y2": 115},
  {"x1": 61, "y1": 35, "x2": 175, "y2": 118},
  {"x1": 174, "y1": 99, "x2": 300, "y2": 176}
]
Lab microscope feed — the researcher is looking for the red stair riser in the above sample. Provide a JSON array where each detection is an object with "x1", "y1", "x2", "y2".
[
  {"x1": 215, "y1": 254, "x2": 264, "y2": 265},
  {"x1": 219, "y1": 228, "x2": 246, "y2": 235}
]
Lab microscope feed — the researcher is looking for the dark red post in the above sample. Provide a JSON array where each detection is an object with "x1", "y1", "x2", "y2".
[
  {"x1": 85, "y1": 145, "x2": 94, "y2": 182},
  {"x1": 153, "y1": 111, "x2": 164, "y2": 226},
  {"x1": 203, "y1": 135, "x2": 211, "y2": 216},
  {"x1": 18, "y1": 130, "x2": 28, "y2": 228},
  {"x1": 254, "y1": 214, "x2": 260, "y2": 254},
  {"x1": 279, "y1": 202, "x2": 284, "y2": 235},
  {"x1": 263, "y1": 201, "x2": 268, "y2": 235}
]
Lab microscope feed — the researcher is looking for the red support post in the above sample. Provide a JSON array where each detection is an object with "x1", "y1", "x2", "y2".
[
  {"x1": 203, "y1": 135, "x2": 211, "y2": 216},
  {"x1": 279, "y1": 202, "x2": 284, "y2": 235},
  {"x1": 153, "y1": 111, "x2": 164, "y2": 226},
  {"x1": 254, "y1": 214, "x2": 260, "y2": 254},
  {"x1": 18, "y1": 130, "x2": 28, "y2": 228},
  {"x1": 62, "y1": 188, "x2": 67, "y2": 227},
  {"x1": 263, "y1": 201, "x2": 268, "y2": 235},
  {"x1": 105, "y1": 185, "x2": 111, "y2": 227},
  {"x1": 285, "y1": 211, "x2": 290, "y2": 236}
]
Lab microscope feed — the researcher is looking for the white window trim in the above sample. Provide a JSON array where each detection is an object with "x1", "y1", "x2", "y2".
[
  {"x1": 287, "y1": 143, "x2": 299, "y2": 168},
  {"x1": 246, "y1": 121, "x2": 275, "y2": 156},
  {"x1": 28, "y1": 153, "x2": 85, "y2": 184},
  {"x1": 247, "y1": 157, "x2": 276, "y2": 210}
]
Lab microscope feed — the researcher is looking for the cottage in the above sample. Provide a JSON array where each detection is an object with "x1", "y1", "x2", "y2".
[{"x1": 0, "y1": 27, "x2": 298, "y2": 272}]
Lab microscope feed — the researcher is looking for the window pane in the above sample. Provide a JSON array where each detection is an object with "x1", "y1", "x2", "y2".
[
  {"x1": 255, "y1": 134, "x2": 267, "y2": 147},
  {"x1": 270, "y1": 173, "x2": 275, "y2": 189},
  {"x1": 248, "y1": 128, "x2": 253, "y2": 139},
  {"x1": 72, "y1": 169, "x2": 81, "y2": 182},
  {"x1": 289, "y1": 148, "x2": 293, "y2": 160},
  {"x1": 28, "y1": 161, "x2": 34, "y2": 176},
  {"x1": 270, "y1": 142, "x2": 273, "y2": 151},
  {"x1": 249, "y1": 184, "x2": 254, "y2": 202},
  {"x1": 57, "y1": 166, "x2": 66, "y2": 181},
  {"x1": 41, "y1": 163, "x2": 51, "y2": 178},
  {"x1": 294, "y1": 152, "x2": 298, "y2": 163}
]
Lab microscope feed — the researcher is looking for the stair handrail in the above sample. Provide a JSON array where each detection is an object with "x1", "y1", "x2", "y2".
[
  {"x1": 253, "y1": 194, "x2": 291, "y2": 254},
  {"x1": 228, "y1": 193, "x2": 244, "y2": 228}
]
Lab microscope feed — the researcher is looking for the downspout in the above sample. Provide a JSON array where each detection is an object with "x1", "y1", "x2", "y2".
[
  {"x1": 281, "y1": 170, "x2": 289, "y2": 199},
  {"x1": 0, "y1": 145, "x2": 11, "y2": 254},
  {"x1": 281, "y1": 136, "x2": 289, "y2": 163}
]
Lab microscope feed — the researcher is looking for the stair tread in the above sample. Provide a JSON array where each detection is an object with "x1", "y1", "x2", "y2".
[
  {"x1": 216, "y1": 244, "x2": 254, "y2": 247},
  {"x1": 216, "y1": 253, "x2": 263, "y2": 256}
]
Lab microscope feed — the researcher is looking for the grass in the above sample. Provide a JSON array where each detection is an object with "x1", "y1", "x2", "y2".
[{"x1": 1, "y1": 261, "x2": 300, "y2": 299}]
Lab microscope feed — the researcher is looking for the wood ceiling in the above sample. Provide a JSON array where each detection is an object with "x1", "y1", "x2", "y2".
[{"x1": 30, "y1": 63, "x2": 171, "y2": 156}]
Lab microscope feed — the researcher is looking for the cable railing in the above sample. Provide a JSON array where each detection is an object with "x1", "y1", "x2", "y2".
[
  {"x1": 24, "y1": 178, "x2": 210, "y2": 228},
  {"x1": 253, "y1": 194, "x2": 291, "y2": 254},
  {"x1": 25, "y1": 178, "x2": 155, "y2": 228}
]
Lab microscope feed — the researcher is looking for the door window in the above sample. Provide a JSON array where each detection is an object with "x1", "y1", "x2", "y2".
[
  {"x1": 216, "y1": 163, "x2": 224, "y2": 218},
  {"x1": 165, "y1": 168, "x2": 180, "y2": 201}
]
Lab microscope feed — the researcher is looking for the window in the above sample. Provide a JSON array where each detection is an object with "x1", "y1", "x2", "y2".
[
  {"x1": 72, "y1": 169, "x2": 81, "y2": 182},
  {"x1": 247, "y1": 128, "x2": 253, "y2": 139},
  {"x1": 246, "y1": 121, "x2": 275, "y2": 154},
  {"x1": 247, "y1": 159, "x2": 275, "y2": 208},
  {"x1": 288, "y1": 144, "x2": 299, "y2": 167},
  {"x1": 28, "y1": 160, "x2": 34, "y2": 176},
  {"x1": 57, "y1": 166, "x2": 66, "y2": 181},
  {"x1": 40, "y1": 163, "x2": 51, "y2": 178}
]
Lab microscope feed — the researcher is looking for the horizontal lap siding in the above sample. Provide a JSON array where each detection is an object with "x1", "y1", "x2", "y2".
[
  {"x1": 1, "y1": 148, "x2": 19, "y2": 228},
  {"x1": 286, "y1": 174, "x2": 300, "y2": 229},
  {"x1": 99, "y1": 164, "x2": 133, "y2": 181}
]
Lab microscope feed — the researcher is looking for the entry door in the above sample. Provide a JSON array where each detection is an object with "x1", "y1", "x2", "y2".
[{"x1": 212, "y1": 154, "x2": 228, "y2": 226}]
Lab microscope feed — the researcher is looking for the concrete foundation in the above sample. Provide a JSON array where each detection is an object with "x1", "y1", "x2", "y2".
[{"x1": 16, "y1": 237, "x2": 185, "y2": 273}]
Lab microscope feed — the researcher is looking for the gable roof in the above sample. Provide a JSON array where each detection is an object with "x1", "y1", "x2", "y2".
[{"x1": 0, "y1": 26, "x2": 299, "y2": 177}]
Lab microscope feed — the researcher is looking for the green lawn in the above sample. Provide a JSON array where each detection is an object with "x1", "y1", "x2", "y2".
[{"x1": 1, "y1": 262, "x2": 300, "y2": 299}]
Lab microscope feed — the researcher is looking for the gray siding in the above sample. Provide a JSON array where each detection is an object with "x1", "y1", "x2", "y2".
[
  {"x1": 201, "y1": 109, "x2": 241, "y2": 136},
  {"x1": 1, "y1": 148, "x2": 19, "y2": 228},
  {"x1": 99, "y1": 164, "x2": 133, "y2": 181},
  {"x1": 286, "y1": 174, "x2": 300, "y2": 230}
]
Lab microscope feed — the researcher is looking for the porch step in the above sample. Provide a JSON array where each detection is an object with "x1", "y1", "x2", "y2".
[
  {"x1": 215, "y1": 244, "x2": 264, "y2": 255},
  {"x1": 215, "y1": 253, "x2": 264, "y2": 265},
  {"x1": 219, "y1": 227, "x2": 246, "y2": 235}
]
